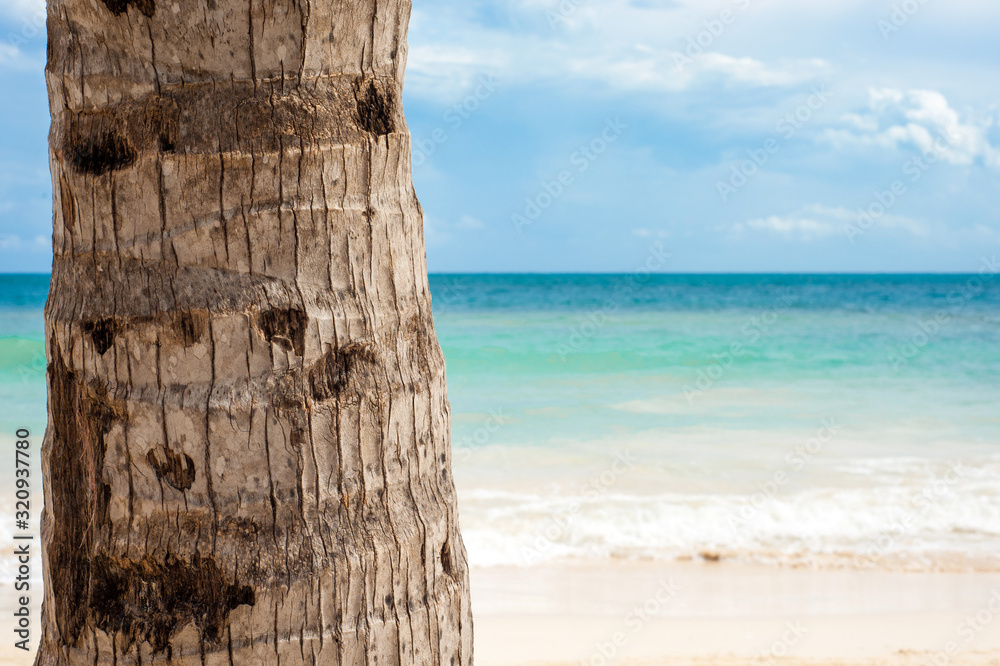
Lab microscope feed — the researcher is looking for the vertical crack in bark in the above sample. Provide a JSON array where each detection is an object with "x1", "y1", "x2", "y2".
[
  {"x1": 205, "y1": 320, "x2": 220, "y2": 553},
  {"x1": 247, "y1": 0, "x2": 258, "y2": 88},
  {"x1": 47, "y1": 344, "x2": 120, "y2": 646}
]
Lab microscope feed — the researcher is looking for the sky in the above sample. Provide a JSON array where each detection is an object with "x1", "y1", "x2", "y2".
[{"x1": 1, "y1": 0, "x2": 999, "y2": 273}]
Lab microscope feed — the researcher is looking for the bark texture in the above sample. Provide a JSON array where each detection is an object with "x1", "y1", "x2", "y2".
[{"x1": 38, "y1": 0, "x2": 473, "y2": 663}]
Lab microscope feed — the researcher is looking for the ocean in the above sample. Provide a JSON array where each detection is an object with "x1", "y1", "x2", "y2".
[{"x1": 2, "y1": 273, "x2": 999, "y2": 571}]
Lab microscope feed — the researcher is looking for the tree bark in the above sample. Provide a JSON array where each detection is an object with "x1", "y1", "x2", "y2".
[{"x1": 38, "y1": 0, "x2": 473, "y2": 663}]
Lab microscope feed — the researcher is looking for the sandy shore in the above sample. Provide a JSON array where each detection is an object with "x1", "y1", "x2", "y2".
[
  {"x1": 2, "y1": 560, "x2": 999, "y2": 665},
  {"x1": 471, "y1": 561, "x2": 1000, "y2": 666}
]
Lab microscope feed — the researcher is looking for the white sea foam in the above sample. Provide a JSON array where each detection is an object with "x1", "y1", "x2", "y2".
[{"x1": 456, "y1": 455, "x2": 1000, "y2": 570}]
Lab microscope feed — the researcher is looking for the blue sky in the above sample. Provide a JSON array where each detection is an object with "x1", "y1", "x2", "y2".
[{"x1": 2, "y1": 0, "x2": 999, "y2": 273}]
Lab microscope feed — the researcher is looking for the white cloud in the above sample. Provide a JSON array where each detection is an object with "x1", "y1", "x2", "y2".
[
  {"x1": 406, "y1": 44, "x2": 509, "y2": 103},
  {"x1": 423, "y1": 215, "x2": 486, "y2": 245},
  {"x1": 457, "y1": 215, "x2": 485, "y2": 230},
  {"x1": 0, "y1": 39, "x2": 44, "y2": 71},
  {"x1": 566, "y1": 50, "x2": 826, "y2": 94},
  {"x1": 739, "y1": 215, "x2": 838, "y2": 240},
  {"x1": 839, "y1": 112, "x2": 879, "y2": 132},
  {"x1": 0, "y1": 234, "x2": 49, "y2": 251},
  {"x1": 406, "y1": 1, "x2": 828, "y2": 101},
  {"x1": 0, "y1": 43, "x2": 21, "y2": 65},
  {"x1": 409, "y1": 43, "x2": 825, "y2": 101},
  {"x1": 735, "y1": 204, "x2": 929, "y2": 241},
  {"x1": 820, "y1": 88, "x2": 1000, "y2": 169}
]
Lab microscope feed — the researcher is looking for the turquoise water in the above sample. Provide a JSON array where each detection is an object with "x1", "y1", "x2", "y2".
[
  {"x1": 429, "y1": 273, "x2": 1000, "y2": 569},
  {"x1": 433, "y1": 274, "x2": 1000, "y2": 461},
  {"x1": 0, "y1": 274, "x2": 47, "y2": 446},
  {"x1": 3, "y1": 273, "x2": 1000, "y2": 569}
]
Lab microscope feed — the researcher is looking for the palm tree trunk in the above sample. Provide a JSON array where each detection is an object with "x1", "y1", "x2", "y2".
[{"x1": 38, "y1": 0, "x2": 472, "y2": 663}]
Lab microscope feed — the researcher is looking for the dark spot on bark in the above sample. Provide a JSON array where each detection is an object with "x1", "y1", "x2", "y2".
[
  {"x1": 81, "y1": 318, "x2": 118, "y2": 355},
  {"x1": 362, "y1": 206, "x2": 375, "y2": 219},
  {"x1": 174, "y1": 310, "x2": 207, "y2": 346},
  {"x1": 441, "y1": 540, "x2": 456, "y2": 578},
  {"x1": 90, "y1": 552, "x2": 254, "y2": 654},
  {"x1": 68, "y1": 130, "x2": 136, "y2": 176},
  {"x1": 158, "y1": 133, "x2": 175, "y2": 153},
  {"x1": 439, "y1": 454, "x2": 446, "y2": 462},
  {"x1": 307, "y1": 343, "x2": 377, "y2": 403},
  {"x1": 101, "y1": 0, "x2": 155, "y2": 17},
  {"x1": 384, "y1": 594, "x2": 394, "y2": 609},
  {"x1": 146, "y1": 447, "x2": 196, "y2": 491},
  {"x1": 257, "y1": 308, "x2": 307, "y2": 356},
  {"x1": 47, "y1": 346, "x2": 123, "y2": 645},
  {"x1": 355, "y1": 80, "x2": 395, "y2": 136}
]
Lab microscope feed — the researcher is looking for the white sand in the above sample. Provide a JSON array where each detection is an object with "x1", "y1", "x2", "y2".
[{"x1": 471, "y1": 561, "x2": 1000, "y2": 666}]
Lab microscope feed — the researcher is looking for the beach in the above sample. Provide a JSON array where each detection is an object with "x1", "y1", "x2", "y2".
[
  {"x1": 441, "y1": 274, "x2": 1000, "y2": 666},
  {"x1": 471, "y1": 561, "x2": 1000, "y2": 666},
  {"x1": 4, "y1": 560, "x2": 999, "y2": 665},
  {"x1": 2, "y1": 273, "x2": 999, "y2": 664}
]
